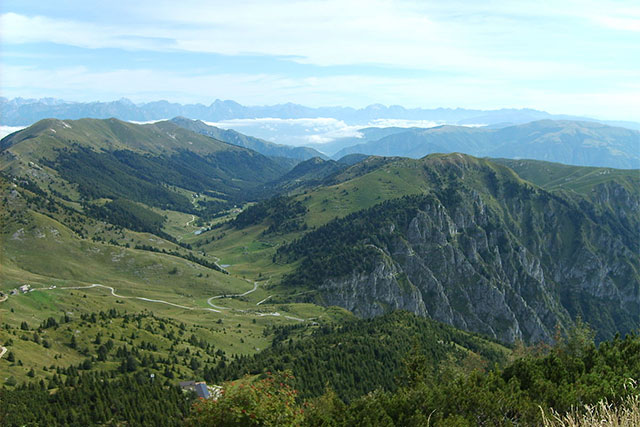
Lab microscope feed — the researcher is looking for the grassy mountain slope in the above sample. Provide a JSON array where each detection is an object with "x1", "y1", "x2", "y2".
[
  {"x1": 196, "y1": 155, "x2": 437, "y2": 280},
  {"x1": 334, "y1": 120, "x2": 640, "y2": 169},
  {"x1": 489, "y1": 120, "x2": 640, "y2": 168},
  {"x1": 2, "y1": 114, "x2": 638, "y2": 407},
  {"x1": 0, "y1": 118, "x2": 289, "y2": 216},
  {"x1": 492, "y1": 158, "x2": 640, "y2": 243},
  {"x1": 0, "y1": 175, "x2": 349, "y2": 387},
  {"x1": 492, "y1": 158, "x2": 640, "y2": 194},
  {"x1": 1, "y1": 122, "x2": 638, "y2": 425},
  {"x1": 265, "y1": 157, "x2": 349, "y2": 193},
  {"x1": 0, "y1": 176, "x2": 247, "y2": 310},
  {"x1": 1, "y1": 118, "x2": 245, "y2": 157},
  {"x1": 199, "y1": 155, "x2": 510, "y2": 279}
]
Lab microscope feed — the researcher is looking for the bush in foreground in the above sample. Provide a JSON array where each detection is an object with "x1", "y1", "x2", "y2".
[{"x1": 186, "y1": 372, "x2": 304, "y2": 427}]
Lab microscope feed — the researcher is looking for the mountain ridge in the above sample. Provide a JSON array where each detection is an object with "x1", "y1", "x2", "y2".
[
  {"x1": 227, "y1": 153, "x2": 640, "y2": 344},
  {"x1": 0, "y1": 118, "x2": 290, "y2": 214},
  {"x1": 332, "y1": 120, "x2": 640, "y2": 169},
  {"x1": 3, "y1": 97, "x2": 639, "y2": 129}
]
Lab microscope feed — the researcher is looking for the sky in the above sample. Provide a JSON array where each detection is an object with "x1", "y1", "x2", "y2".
[{"x1": 1, "y1": 0, "x2": 639, "y2": 121}]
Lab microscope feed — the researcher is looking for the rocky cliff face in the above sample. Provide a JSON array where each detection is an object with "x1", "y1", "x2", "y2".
[
  {"x1": 320, "y1": 257, "x2": 428, "y2": 319},
  {"x1": 282, "y1": 158, "x2": 639, "y2": 344},
  {"x1": 316, "y1": 195, "x2": 566, "y2": 343}
]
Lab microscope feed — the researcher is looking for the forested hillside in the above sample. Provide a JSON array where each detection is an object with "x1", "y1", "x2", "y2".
[
  {"x1": 206, "y1": 311, "x2": 508, "y2": 401},
  {"x1": 1, "y1": 373, "x2": 193, "y2": 426},
  {"x1": 188, "y1": 324, "x2": 640, "y2": 426},
  {"x1": 6, "y1": 314, "x2": 638, "y2": 426}
]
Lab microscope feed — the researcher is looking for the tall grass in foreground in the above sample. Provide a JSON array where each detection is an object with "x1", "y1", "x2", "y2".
[{"x1": 542, "y1": 391, "x2": 640, "y2": 426}]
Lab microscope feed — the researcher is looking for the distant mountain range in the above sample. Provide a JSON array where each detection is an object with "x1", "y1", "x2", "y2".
[
  {"x1": 3, "y1": 97, "x2": 640, "y2": 130},
  {"x1": 332, "y1": 120, "x2": 640, "y2": 169}
]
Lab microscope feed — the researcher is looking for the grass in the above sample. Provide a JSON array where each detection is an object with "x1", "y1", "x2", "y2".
[
  {"x1": 542, "y1": 393, "x2": 640, "y2": 427},
  {"x1": 4, "y1": 231, "x2": 238, "y2": 303},
  {"x1": 294, "y1": 158, "x2": 432, "y2": 228},
  {"x1": 493, "y1": 158, "x2": 640, "y2": 195},
  {"x1": 0, "y1": 179, "x2": 352, "y2": 386},
  {"x1": 197, "y1": 157, "x2": 441, "y2": 281},
  {"x1": 0, "y1": 265, "x2": 343, "y2": 384},
  {"x1": 0, "y1": 282, "x2": 346, "y2": 385},
  {"x1": 0, "y1": 305, "x2": 280, "y2": 384},
  {"x1": 197, "y1": 154, "x2": 527, "y2": 285},
  {"x1": 199, "y1": 224, "x2": 295, "y2": 280}
]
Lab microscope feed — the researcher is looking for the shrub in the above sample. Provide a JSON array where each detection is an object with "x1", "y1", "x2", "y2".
[{"x1": 187, "y1": 372, "x2": 304, "y2": 427}]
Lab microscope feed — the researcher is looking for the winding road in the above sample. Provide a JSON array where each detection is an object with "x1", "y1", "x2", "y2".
[
  {"x1": 256, "y1": 295, "x2": 273, "y2": 305},
  {"x1": 33, "y1": 284, "x2": 220, "y2": 313},
  {"x1": 209, "y1": 255, "x2": 228, "y2": 274},
  {"x1": 25, "y1": 279, "x2": 311, "y2": 323},
  {"x1": 0, "y1": 346, "x2": 7, "y2": 359},
  {"x1": 204, "y1": 280, "x2": 308, "y2": 322},
  {"x1": 206, "y1": 280, "x2": 259, "y2": 310}
]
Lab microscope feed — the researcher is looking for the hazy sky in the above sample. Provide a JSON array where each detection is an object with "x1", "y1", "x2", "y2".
[{"x1": 1, "y1": 0, "x2": 639, "y2": 120}]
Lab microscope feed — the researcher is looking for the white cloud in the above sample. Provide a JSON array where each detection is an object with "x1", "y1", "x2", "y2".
[
  {"x1": 127, "y1": 119, "x2": 168, "y2": 124},
  {"x1": 3, "y1": 1, "x2": 637, "y2": 79},
  {"x1": 594, "y1": 16, "x2": 640, "y2": 32},
  {"x1": 207, "y1": 117, "x2": 364, "y2": 145},
  {"x1": 0, "y1": 6, "x2": 461, "y2": 72},
  {"x1": 209, "y1": 117, "x2": 349, "y2": 128},
  {"x1": 0, "y1": 13, "x2": 174, "y2": 50},
  {"x1": 0, "y1": 126, "x2": 26, "y2": 139},
  {"x1": 207, "y1": 117, "x2": 489, "y2": 145},
  {"x1": 368, "y1": 119, "x2": 441, "y2": 129}
]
